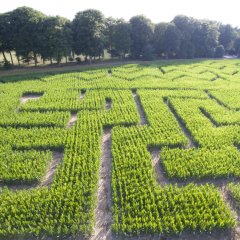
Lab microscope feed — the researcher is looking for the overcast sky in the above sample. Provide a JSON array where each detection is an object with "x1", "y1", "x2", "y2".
[{"x1": 2, "y1": 0, "x2": 240, "y2": 27}]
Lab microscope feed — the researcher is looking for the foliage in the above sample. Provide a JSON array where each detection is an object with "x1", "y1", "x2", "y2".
[
  {"x1": 219, "y1": 24, "x2": 237, "y2": 52},
  {"x1": 0, "y1": 7, "x2": 239, "y2": 65},
  {"x1": 234, "y1": 38, "x2": 240, "y2": 57},
  {"x1": 129, "y1": 15, "x2": 154, "y2": 59},
  {"x1": 40, "y1": 16, "x2": 72, "y2": 63},
  {"x1": 112, "y1": 21, "x2": 132, "y2": 58},
  {"x1": 72, "y1": 9, "x2": 105, "y2": 61},
  {"x1": 215, "y1": 45, "x2": 225, "y2": 58},
  {"x1": 192, "y1": 21, "x2": 220, "y2": 58}
]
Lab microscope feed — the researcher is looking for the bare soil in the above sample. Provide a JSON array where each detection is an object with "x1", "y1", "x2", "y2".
[
  {"x1": 128, "y1": 229, "x2": 233, "y2": 240},
  {"x1": 149, "y1": 146, "x2": 240, "y2": 188},
  {"x1": 164, "y1": 98, "x2": 195, "y2": 148},
  {"x1": 67, "y1": 113, "x2": 78, "y2": 128},
  {"x1": 132, "y1": 90, "x2": 148, "y2": 126},
  {"x1": 106, "y1": 99, "x2": 112, "y2": 110},
  {"x1": 149, "y1": 148, "x2": 170, "y2": 186},
  {"x1": 0, "y1": 151, "x2": 63, "y2": 190},
  {"x1": 148, "y1": 148, "x2": 239, "y2": 240},
  {"x1": 20, "y1": 94, "x2": 42, "y2": 104},
  {"x1": 80, "y1": 91, "x2": 86, "y2": 99},
  {"x1": 220, "y1": 186, "x2": 240, "y2": 240},
  {"x1": 40, "y1": 151, "x2": 63, "y2": 187},
  {"x1": 91, "y1": 128, "x2": 113, "y2": 240}
]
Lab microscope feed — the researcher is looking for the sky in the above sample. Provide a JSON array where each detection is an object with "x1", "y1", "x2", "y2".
[{"x1": 1, "y1": 0, "x2": 240, "y2": 27}]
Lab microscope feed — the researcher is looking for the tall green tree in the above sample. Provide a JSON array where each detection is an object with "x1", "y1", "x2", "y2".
[
  {"x1": 153, "y1": 22, "x2": 168, "y2": 57},
  {"x1": 192, "y1": 20, "x2": 219, "y2": 58},
  {"x1": 219, "y1": 24, "x2": 237, "y2": 53},
  {"x1": 9, "y1": 7, "x2": 46, "y2": 66},
  {"x1": 172, "y1": 15, "x2": 195, "y2": 58},
  {"x1": 104, "y1": 17, "x2": 124, "y2": 56},
  {"x1": 40, "y1": 16, "x2": 72, "y2": 64},
  {"x1": 154, "y1": 22, "x2": 181, "y2": 59},
  {"x1": 163, "y1": 23, "x2": 181, "y2": 58},
  {"x1": 112, "y1": 21, "x2": 131, "y2": 58},
  {"x1": 234, "y1": 38, "x2": 240, "y2": 57},
  {"x1": 0, "y1": 13, "x2": 15, "y2": 64},
  {"x1": 72, "y1": 9, "x2": 105, "y2": 62},
  {"x1": 129, "y1": 15, "x2": 154, "y2": 59}
]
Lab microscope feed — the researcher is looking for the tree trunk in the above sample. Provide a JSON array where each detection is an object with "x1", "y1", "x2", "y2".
[
  {"x1": 89, "y1": 56, "x2": 92, "y2": 64},
  {"x1": 2, "y1": 51, "x2": 7, "y2": 62},
  {"x1": 50, "y1": 58, "x2": 53, "y2": 65},
  {"x1": 65, "y1": 56, "x2": 68, "y2": 63},
  {"x1": 33, "y1": 52, "x2": 38, "y2": 66},
  {"x1": 17, "y1": 55, "x2": 20, "y2": 66},
  {"x1": 9, "y1": 52, "x2": 14, "y2": 65}
]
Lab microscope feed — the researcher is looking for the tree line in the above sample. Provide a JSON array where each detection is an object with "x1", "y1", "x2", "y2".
[{"x1": 0, "y1": 6, "x2": 240, "y2": 66}]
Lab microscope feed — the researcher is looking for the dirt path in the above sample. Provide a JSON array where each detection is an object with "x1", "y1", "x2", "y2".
[
  {"x1": 40, "y1": 151, "x2": 63, "y2": 187},
  {"x1": 91, "y1": 128, "x2": 113, "y2": 240},
  {"x1": 148, "y1": 148, "x2": 239, "y2": 239},
  {"x1": 0, "y1": 150, "x2": 63, "y2": 190},
  {"x1": 129, "y1": 229, "x2": 232, "y2": 240},
  {"x1": 164, "y1": 98, "x2": 195, "y2": 148},
  {"x1": 149, "y1": 148, "x2": 170, "y2": 186},
  {"x1": 148, "y1": 148, "x2": 240, "y2": 188},
  {"x1": 20, "y1": 94, "x2": 42, "y2": 104},
  {"x1": 80, "y1": 90, "x2": 86, "y2": 99},
  {"x1": 205, "y1": 89, "x2": 228, "y2": 109},
  {"x1": 67, "y1": 113, "x2": 77, "y2": 128},
  {"x1": 105, "y1": 99, "x2": 112, "y2": 110},
  {"x1": 200, "y1": 107, "x2": 218, "y2": 127},
  {"x1": 132, "y1": 90, "x2": 148, "y2": 126},
  {"x1": 220, "y1": 186, "x2": 240, "y2": 240},
  {"x1": 151, "y1": 98, "x2": 240, "y2": 239}
]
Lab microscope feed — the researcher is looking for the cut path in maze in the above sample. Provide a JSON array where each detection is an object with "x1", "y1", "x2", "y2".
[
  {"x1": 20, "y1": 93, "x2": 43, "y2": 104},
  {"x1": 91, "y1": 128, "x2": 113, "y2": 240}
]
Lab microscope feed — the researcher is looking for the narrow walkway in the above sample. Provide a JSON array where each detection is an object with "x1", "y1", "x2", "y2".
[
  {"x1": 91, "y1": 128, "x2": 113, "y2": 240},
  {"x1": 149, "y1": 148, "x2": 169, "y2": 186},
  {"x1": 199, "y1": 107, "x2": 218, "y2": 127},
  {"x1": 1, "y1": 150, "x2": 64, "y2": 190},
  {"x1": 20, "y1": 94, "x2": 42, "y2": 104},
  {"x1": 204, "y1": 89, "x2": 228, "y2": 108},
  {"x1": 105, "y1": 99, "x2": 112, "y2": 110},
  {"x1": 80, "y1": 90, "x2": 86, "y2": 99},
  {"x1": 132, "y1": 90, "x2": 148, "y2": 126},
  {"x1": 164, "y1": 98, "x2": 195, "y2": 148},
  {"x1": 66, "y1": 113, "x2": 77, "y2": 128},
  {"x1": 40, "y1": 151, "x2": 63, "y2": 187}
]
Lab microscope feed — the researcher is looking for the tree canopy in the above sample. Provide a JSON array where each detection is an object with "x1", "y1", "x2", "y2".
[
  {"x1": 72, "y1": 9, "x2": 105, "y2": 61},
  {"x1": 0, "y1": 7, "x2": 239, "y2": 67}
]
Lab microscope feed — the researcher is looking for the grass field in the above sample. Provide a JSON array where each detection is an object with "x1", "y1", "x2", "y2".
[{"x1": 1, "y1": 59, "x2": 240, "y2": 239}]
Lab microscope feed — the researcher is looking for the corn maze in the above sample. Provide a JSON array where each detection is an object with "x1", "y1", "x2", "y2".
[{"x1": 1, "y1": 60, "x2": 240, "y2": 239}]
